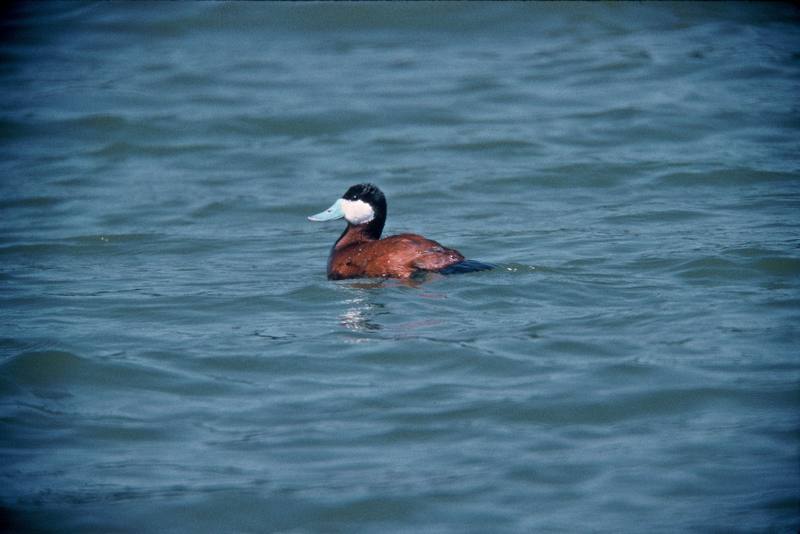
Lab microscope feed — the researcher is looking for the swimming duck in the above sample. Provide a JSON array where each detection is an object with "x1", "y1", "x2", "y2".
[{"x1": 308, "y1": 183, "x2": 491, "y2": 280}]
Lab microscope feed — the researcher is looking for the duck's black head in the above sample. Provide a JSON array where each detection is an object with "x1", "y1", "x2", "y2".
[
  {"x1": 308, "y1": 183, "x2": 387, "y2": 239},
  {"x1": 340, "y1": 183, "x2": 387, "y2": 239}
]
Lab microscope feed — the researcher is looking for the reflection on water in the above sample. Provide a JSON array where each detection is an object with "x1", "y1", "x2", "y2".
[
  {"x1": 340, "y1": 294, "x2": 384, "y2": 332},
  {"x1": 339, "y1": 281, "x2": 449, "y2": 337}
]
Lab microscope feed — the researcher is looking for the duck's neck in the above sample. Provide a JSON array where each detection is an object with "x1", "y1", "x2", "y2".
[{"x1": 334, "y1": 221, "x2": 384, "y2": 250}]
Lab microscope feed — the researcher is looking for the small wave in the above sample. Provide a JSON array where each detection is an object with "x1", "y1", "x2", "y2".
[
  {"x1": 440, "y1": 139, "x2": 543, "y2": 155},
  {"x1": 673, "y1": 254, "x2": 800, "y2": 281},
  {"x1": 220, "y1": 113, "x2": 376, "y2": 139},
  {"x1": 61, "y1": 113, "x2": 130, "y2": 130},
  {"x1": 0, "y1": 196, "x2": 63, "y2": 210},
  {"x1": 673, "y1": 256, "x2": 753, "y2": 282},
  {"x1": 656, "y1": 168, "x2": 798, "y2": 187},
  {"x1": 0, "y1": 242, "x2": 83, "y2": 257},
  {"x1": 751, "y1": 257, "x2": 800, "y2": 278},
  {"x1": 604, "y1": 209, "x2": 712, "y2": 224},
  {"x1": 91, "y1": 141, "x2": 221, "y2": 159},
  {"x1": 67, "y1": 233, "x2": 159, "y2": 244},
  {"x1": 0, "y1": 234, "x2": 161, "y2": 258},
  {"x1": 0, "y1": 350, "x2": 86, "y2": 386}
]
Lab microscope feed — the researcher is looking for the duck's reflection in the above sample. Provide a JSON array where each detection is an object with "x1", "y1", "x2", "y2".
[
  {"x1": 338, "y1": 278, "x2": 423, "y2": 332},
  {"x1": 339, "y1": 281, "x2": 387, "y2": 332},
  {"x1": 340, "y1": 299, "x2": 382, "y2": 331},
  {"x1": 338, "y1": 277, "x2": 444, "y2": 335}
]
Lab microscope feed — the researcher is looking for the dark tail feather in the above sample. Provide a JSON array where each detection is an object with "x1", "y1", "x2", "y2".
[{"x1": 437, "y1": 259, "x2": 495, "y2": 275}]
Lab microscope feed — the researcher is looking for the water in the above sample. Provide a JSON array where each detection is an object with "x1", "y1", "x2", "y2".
[{"x1": 1, "y1": 2, "x2": 799, "y2": 532}]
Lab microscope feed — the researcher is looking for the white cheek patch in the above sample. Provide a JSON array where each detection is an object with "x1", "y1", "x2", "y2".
[{"x1": 341, "y1": 199, "x2": 375, "y2": 225}]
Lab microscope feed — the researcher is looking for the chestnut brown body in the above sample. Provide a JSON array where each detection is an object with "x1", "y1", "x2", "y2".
[{"x1": 328, "y1": 229, "x2": 464, "y2": 280}]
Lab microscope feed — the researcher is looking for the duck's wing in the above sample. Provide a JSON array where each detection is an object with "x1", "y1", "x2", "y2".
[{"x1": 411, "y1": 244, "x2": 465, "y2": 271}]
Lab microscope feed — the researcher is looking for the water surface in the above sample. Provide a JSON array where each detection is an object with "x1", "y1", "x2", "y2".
[{"x1": 1, "y1": 3, "x2": 799, "y2": 532}]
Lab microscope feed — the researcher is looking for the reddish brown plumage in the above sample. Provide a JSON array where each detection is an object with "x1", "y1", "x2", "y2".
[{"x1": 328, "y1": 232, "x2": 464, "y2": 280}]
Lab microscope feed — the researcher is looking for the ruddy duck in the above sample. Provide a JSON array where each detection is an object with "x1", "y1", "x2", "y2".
[{"x1": 308, "y1": 183, "x2": 492, "y2": 280}]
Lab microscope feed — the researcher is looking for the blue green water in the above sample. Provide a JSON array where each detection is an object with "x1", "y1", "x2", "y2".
[{"x1": 1, "y1": 2, "x2": 799, "y2": 532}]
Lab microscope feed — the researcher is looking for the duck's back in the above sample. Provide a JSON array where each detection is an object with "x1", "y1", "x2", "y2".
[{"x1": 328, "y1": 233, "x2": 464, "y2": 280}]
